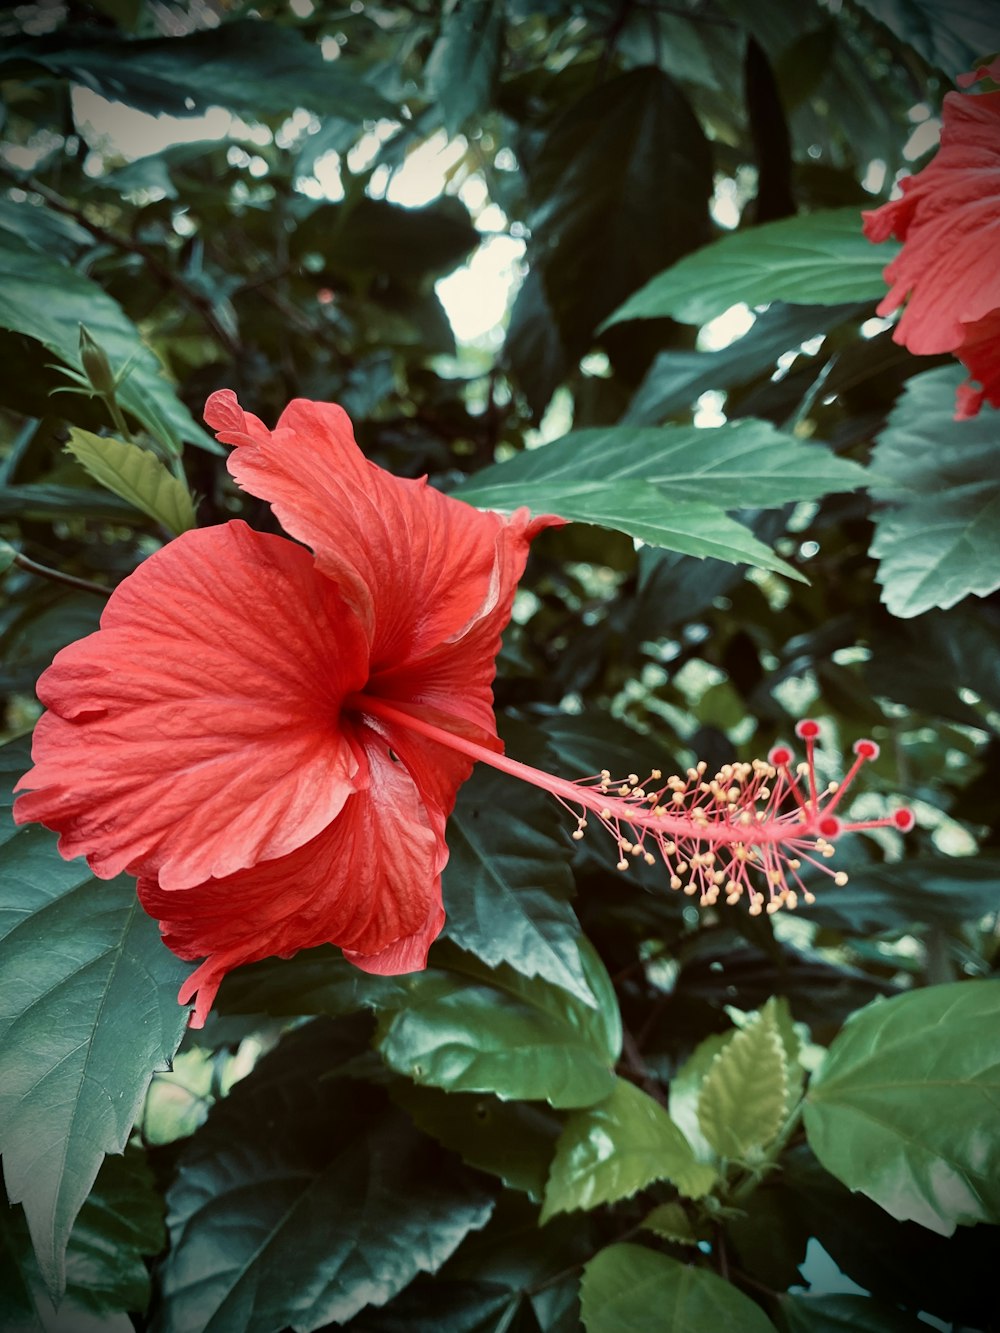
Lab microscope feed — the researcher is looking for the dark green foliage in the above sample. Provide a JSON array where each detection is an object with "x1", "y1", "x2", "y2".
[{"x1": 1, "y1": 1, "x2": 998, "y2": 1330}]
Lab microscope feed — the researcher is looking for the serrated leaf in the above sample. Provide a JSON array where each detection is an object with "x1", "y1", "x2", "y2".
[
  {"x1": 542, "y1": 1078, "x2": 717, "y2": 1223},
  {"x1": 580, "y1": 1244, "x2": 775, "y2": 1333},
  {"x1": 65, "y1": 430, "x2": 196, "y2": 535},
  {"x1": 375, "y1": 943, "x2": 621, "y2": 1109},
  {"x1": 669, "y1": 1030, "x2": 734, "y2": 1161},
  {"x1": 0, "y1": 230, "x2": 215, "y2": 453},
  {"x1": 697, "y1": 1006, "x2": 788, "y2": 1159},
  {"x1": 442, "y1": 768, "x2": 594, "y2": 1006},
  {"x1": 155, "y1": 1019, "x2": 494, "y2": 1333},
  {"x1": 0, "y1": 739, "x2": 190, "y2": 1300},
  {"x1": 390, "y1": 1082, "x2": 560, "y2": 1201},
  {"x1": 803, "y1": 980, "x2": 1000, "y2": 1236},
  {"x1": 604, "y1": 208, "x2": 896, "y2": 329},
  {"x1": 869, "y1": 367, "x2": 1000, "y2": 618},
  {"x1": 640, "y1": 1201, "x2": 702, "y2": 1245},
  {"x1": 457, "y1": 418, "x2": 867, "y2": 510}
]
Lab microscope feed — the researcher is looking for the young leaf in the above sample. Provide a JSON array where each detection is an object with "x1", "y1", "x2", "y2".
[
  {"x1": 155, "y1": 1019, "x2": 494, "y2": 1333},
  {"x1": 0, "y1": 751, "x2": 190, "y2": 1301},
  {"x1": 442, "y1": 767, "x2": 594, "y2": 1007},
  {"x1": 580, "y1": 1244, "x2": 775, "y2": 1333},
  {"x1": 697, "y1": 1005, "x2": 789, "y2": 1160},
  {"x1": 803, "y1": 980, "x2": 1000, "y2": 1235},
  {"x1": 541, "y1": 1078, "x2": 717, "y2": 1223},
  {"x1": 65, "y1": 429, "x2": 196, "y2": 535},
  {"x1": 603, "y1": 207, "x2": 897, "y2": 329}
]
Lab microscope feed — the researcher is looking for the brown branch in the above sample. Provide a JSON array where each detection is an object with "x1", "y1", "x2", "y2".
[
  {"x1": 14, "y1": 172, "x2": 241, "y2": 358},
  {"x1": 10, "y1": 550, "x2": 110, "y2": 597}
]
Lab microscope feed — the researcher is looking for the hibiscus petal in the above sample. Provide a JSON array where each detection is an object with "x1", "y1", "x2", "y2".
[
  {"x1": 15, "y1": 522, "x2": 370, "y2": 888},
  {"x1": 209, "y1": 391, "x2": 562, "y2": 669},
  {"x1": 139, "y1": 729, "x2": 445, "y2": 1027}
]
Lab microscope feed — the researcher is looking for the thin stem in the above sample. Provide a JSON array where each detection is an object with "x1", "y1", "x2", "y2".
[
  {"x1": 9, "y1": 550, "x2": 111, "y2": 597},
  {"x1": 356, "y1": 693, "x2": 817, "y2": 846},
  {"x1": 728, "y1": 1098, "x2": 805, "y2": 1208}
]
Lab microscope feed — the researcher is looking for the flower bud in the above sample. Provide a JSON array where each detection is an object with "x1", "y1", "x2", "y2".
[{"x1": 78, "y1": 324, "x2": 117, "y2": 399}]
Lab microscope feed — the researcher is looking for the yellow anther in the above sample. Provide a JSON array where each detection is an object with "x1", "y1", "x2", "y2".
[
  {"x1": 650, "y1": 769, "x2": 662, "y2": 780},
  {"x1": 572, "y1": 829, "x2": 585, "y2": 840},
  {"x1": 617, "y1": 859, "x2": 629, "y2": 871},
  {"x1": 644, "y1": 853, "x2": 655, "y2": 865},
  {"x1": 670, "y1": 875, "x2": 682, "y2": 890},
  {"x1": 834, "y1": 871, "x2": 849, "y2": 886}
]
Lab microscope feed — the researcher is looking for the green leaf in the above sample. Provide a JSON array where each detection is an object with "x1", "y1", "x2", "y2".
[
  {"x1": 3, "y1": 20, "x2": 393, "y2": 120},
  {"x1": 0, "y1": 230, "x2": 216, "y2": 453},
  {"x1": 869, "y1": 367, "x2": 1000, "y2": 618},
  {"x1": 526, "y1": 66, "x2": 712, "y2": 348},
  {"x1": 623, "y1": 302, "x2": 867, "y2": 424},
  {"x1": 803, "y1": 980, "x2": 1000, "y2": 1235},
  {"x1": 541, "y1": 1078, "x2": 717, "y2": 1223},
  {"x1": 697, "y1": 1005, "x2": 789, "y2": 1159},
  {"x1": 807, "y1": 857, "x2": 1000, "y2": 934},
  {"x1": 640, "y1": 1201, "x2": 702, "y2": 1246},
  {"x1": 775, "y1": 1292, "x2": 934, "y2": 1333},
  {"x1": 156, "y1": 1019, "x2": 494, "y2": 1333},
  {"x1": 390, "y1": 1082, "x2": 560, "y2": 1201},
  {"x1": 0, "y1": 483, "x2": 139, "y2": 521},
  {"x1": 0, "y1": 1202, "x2": 132, "y2": 1333},
  {"x1": 375, "y1": 944, "x2": 621, "y2": 1109},
  {"x1": 0, "y1": 740, "x2": 190, "y2": 1300},
  {"x1": 62, "y1": 1147, "x2": 164, "y2": 1317},
  {"x1": 442, "y1": 767, "x2": 594, "y2": 1007},
  {"x1": 604, "y1": 208, "x2": 896, "y2": 329},
  {"x1": 65, "y1": 430, "x2": 196, "y2": 535},
  {"x1": 851, "y1": 0, "x2": 1000, "y2": 78},
  {"x1": 580, "y1": 1244, "x2": 775, "y2": 1333},
  {"x1": 217, "y1": 944, "x2": 410, "y2": 1018},
  {"x1": 457, "y1": 419, "x2": 867, "y2": 510},
  {"x1": 426, "y1": 0, "x2": 504, "y2": 136},
  {"x1": 669, "y1": 1031, "x2": 734, "y2": 1161}
]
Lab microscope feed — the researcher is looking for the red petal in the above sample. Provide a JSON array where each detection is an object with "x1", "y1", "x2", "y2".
[
  {"x1": 211, "y1": 392, "x2": 563, "y2": 667},
  {"x1": 139, "y1": 729, "x2": 445, "y2": 1027},
  {"x1": 15, "y1": 522, "x2": 370, "y2": 888},
  {"x1": 863, "y1": 91, "x2": 1000, "y2": 413}
]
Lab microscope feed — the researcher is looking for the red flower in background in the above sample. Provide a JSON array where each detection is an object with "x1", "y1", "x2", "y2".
[
  {"x1": 863, "y1": 79, "x2": 1000, "y2": 418},
  {"x1": 14, "y1": 391, "x2": 560, "y2": 1025}
]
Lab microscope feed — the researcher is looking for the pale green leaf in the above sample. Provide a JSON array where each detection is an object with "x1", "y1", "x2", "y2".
[
  {"x1": 542, "y1": 1078, "x2": 717, "y2": 1223},
  {"x1": 697, "y1": 1006, "x2": 788, "y2": 1159},
  {"x1": 580, "y1": 1244, "x2": 775, "y2": 1333},
  {"x1": 65, "y1": 430, "x2": 196, "y2": 535}
]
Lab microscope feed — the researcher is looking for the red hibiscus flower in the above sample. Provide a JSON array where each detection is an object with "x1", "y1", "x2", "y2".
[
  {"x1": 14, "y1": 391, "x2": 560, "y2": 1026},
  {"x1": 863, "y1": 81, "x2": 1000, "y2": 418}
]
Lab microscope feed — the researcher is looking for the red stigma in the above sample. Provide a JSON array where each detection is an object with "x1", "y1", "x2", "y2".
[
  {"x1": 769, "y1": 745, "x2": 793, "y2": 766},
  {"x1": 795, "y1": 719, "x2": 821, "y2": 740},
  {"x1": 893, "y1": 808, "x2": 916, "y2": 831},
  {"x1": 854, "y1": 739, "x2": 879, "y2": 760},
  {"x1": 818, "y1": 815, "x2": 841, "y2": 838}
]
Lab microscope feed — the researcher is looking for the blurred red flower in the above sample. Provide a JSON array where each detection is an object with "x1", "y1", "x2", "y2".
[
  {"x1": 14, "y1": 391, "x2": 559, "y2": 1025},
  {"x1": 863, "y1": 82, "x2": 1000, "y2": 418}
]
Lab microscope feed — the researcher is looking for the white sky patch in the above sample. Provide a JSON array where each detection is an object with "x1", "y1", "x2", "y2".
[
  {"x1": 903, "y1": 117, "x2": 941, "y2": 160},
  {"x1": 71, "y1": 87, "x2": 237, "y2": 159},
  {"x1": 697, "y1": 302, "x2": 756, "y2": 351}
]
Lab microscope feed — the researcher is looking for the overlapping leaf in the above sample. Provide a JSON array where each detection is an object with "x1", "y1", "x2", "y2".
[
  {"x1": 0, "y1": 230, "x2": 214, "y2": 453},
  {"x1": 155, "y1": 1019, "x2": 494, "y2": 1333},
  {"x1": 541, "y1": 1078, "x2": 716, "y2": 1222},
  {"x1": 442, "y1": 767, "x2": 594, "y2": 1006},
  {"x1": 870, "y1": 366, "x2": 1000, "y2": 617}
]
